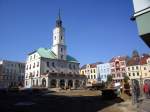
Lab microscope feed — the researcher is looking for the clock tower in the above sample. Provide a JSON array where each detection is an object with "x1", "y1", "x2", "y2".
[{"x1": 51, "y1": 11, "x2": 67, "y2": 60}]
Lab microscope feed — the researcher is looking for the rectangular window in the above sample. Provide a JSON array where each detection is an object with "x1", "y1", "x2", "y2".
[
  {"x1": 91, "y1": 75, "x2": 93, "y2": 79},
  {"x1": 37, "y1": 62, "x2": 39, "y2": 67},
  {"x1": 30, "y1": 56, "x2": 32, "y2": 61},
  {"x1": 128, "y1": 67, "x2": 130, "y2": 71},
  {"x1": 33, "y1": 63, "x2": 35, "y2": 68},
  {"x1": 91, "y1": 70, "x2": 92, "y2": 73},
  {"x1": 61, "y1": 48, "x2": 63, "y2": 52},
  {"x1": 29, "y1": 64, "x2": 31, "y2": 69},
  {"x1": 93, "y1": 69, "x2": 96, "y2": 73},
  {"x1": 26, "y1": 65, "x2": 28, "y2": 70},
  {"x1": 47, "y1": 62, "x2": 49, "y2": 67}
]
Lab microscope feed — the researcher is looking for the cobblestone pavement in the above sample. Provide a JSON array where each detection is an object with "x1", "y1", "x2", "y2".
[
  {"x1": 101, "y1": 100, "x2": 137, "y2": 112},
  {"x1": 138, "y1": 98, "x2": 150, "y2": 112}
]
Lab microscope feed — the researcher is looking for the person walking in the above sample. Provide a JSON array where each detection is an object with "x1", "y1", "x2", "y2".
[
  {"x1": 143, "y1": 82, "x2": 149, "y2": 98},
  {"x1": 148, "y1": 82, "x2": 150, "y2": 98}
]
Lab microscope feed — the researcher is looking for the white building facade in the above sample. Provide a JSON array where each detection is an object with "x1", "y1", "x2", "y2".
[
  {"x1": 25, "y1": 13, "x2": 86, "y2": 89},
  {"x1": 0, "y1": 60, "x2": 25, "y2": 88},
  {"x1": 97, "y1": 63, "x2": 111, "y2": 82}
]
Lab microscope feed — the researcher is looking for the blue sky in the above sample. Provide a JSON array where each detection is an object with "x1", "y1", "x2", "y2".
[{"x1": 0, "y1": 0, "x2": 149, "y2": 66}]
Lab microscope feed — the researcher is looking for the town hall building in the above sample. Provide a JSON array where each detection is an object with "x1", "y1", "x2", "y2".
[{"x1": 24, "y1": 13, "x2": 86, "y2": 89}]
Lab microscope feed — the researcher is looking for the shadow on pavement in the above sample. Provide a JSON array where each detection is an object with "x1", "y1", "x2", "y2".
[{"x1": 0, "y1": 90, "x2": 124, "y2": 112}]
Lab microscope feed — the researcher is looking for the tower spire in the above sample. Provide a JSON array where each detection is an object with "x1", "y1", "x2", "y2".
[
  {"x1": 58, "y1": 8, "x2": 61, "y2": 20},
  {"x1": 56, "y1": 9, "x2": 62, "y2": 27}
]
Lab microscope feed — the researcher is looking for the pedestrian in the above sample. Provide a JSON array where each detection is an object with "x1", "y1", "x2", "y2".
[
  {"x1": 148, "y1": 82, "x2": 150, "y2": 98},
  {"x1": 143, "y1": 82, "x2": 149, "y2": 98}
]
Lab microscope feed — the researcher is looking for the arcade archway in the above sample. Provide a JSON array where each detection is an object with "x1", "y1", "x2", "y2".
[
  {"x1": 51, "y1": 79, "x2": 57, "y2": 88},
  {"x1": 42, "y1": 78, "x2": 46, "y2": 87},
  {"x1": 60, "y1": 79, "x2": 65, "y2": 89},
  {"x1": 68, "y1": 80, "x2": 73, "y2": 88}
]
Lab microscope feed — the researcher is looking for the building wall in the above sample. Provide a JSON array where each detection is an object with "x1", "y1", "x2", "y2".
[
  {"x1": 0, "y1": 60, "x2": 25, "y2": 88},
  {"x1": 25, "y1": 52, "x2": 41, "y2": 88},
  {"x1": 110, "y1": 59, "x2": 126, "y2": 82},
  {"x1": 25, "y1": 52, "x2": 80, "y2": 88},
  {"x1": 126, "y1": 65, "x2": 141, "y2": 80},
  {"x1": 136, "y1": 12, "x2": 150, "y2": 36},
  {"x1": 97, "y1": 63, "x2": 111, "y2": 82},
  {"x1": 52, "y1": 26, "x2": 66, "y2": 60},
  {"x1": 141, "y1": 64, "x2": 150, "y2": 78},
  {"x1": 132, "y1": 0, "x2": 150, "y2": 13},
  {"x1": 80, "y1": 64, "x2": 98, "y2": 84}
]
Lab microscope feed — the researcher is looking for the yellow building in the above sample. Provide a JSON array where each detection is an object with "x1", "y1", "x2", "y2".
[
  {"x1": 80, "y1": 62, "x2": 102, "y2": 85},
  {"x1": 140, "y1": 56, "x2": 150, "y2": 80}
]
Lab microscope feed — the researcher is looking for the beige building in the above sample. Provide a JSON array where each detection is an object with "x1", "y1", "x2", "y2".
[
  {"x1": 80, "y1": 62, "x2": 102, "y2": 85},
  {"x1": 140, "y1": 56, "x2": 150, "y2": 80},
  {"x1": 126, "y1": 54, "x2": 150, "y2": 83}
]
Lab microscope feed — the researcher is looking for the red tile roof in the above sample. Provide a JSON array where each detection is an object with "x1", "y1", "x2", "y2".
[
  {"x1": 90, "y1": 62, "x2": 103, "y2": 68},
  {"x1": 80, "y1": 62, "x2": 103, "y2": 69},
  {"x1": 127, "y1": 54, "x2": 150, "y2": 66},
  {"x1": 109, "y1": 56, "x2": 127, "y2": 62},
  {"x1": 127, "y1": 57, "x2": 140, "y2": 66},
  {"x1": 140, "y1": 55, "x2": 150, "y2": 65}
]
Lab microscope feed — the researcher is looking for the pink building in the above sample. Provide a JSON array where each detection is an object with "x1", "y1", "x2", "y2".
[{"x1": 109, "y1": 56, "x2": 127, "y2": 83}]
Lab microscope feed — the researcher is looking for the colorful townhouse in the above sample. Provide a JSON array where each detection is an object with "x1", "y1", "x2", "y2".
[
  {"x1": 80, "y1": 62, "x2": 102, "y2": 85},
  {"x1": 97, "y1": 63, "x2": 111, "y2": 82}
]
